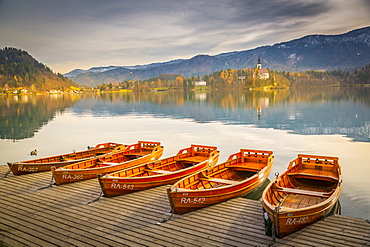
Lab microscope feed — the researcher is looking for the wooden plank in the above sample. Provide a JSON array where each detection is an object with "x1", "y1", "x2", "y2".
[
  {"x1": 0, "y1": 214, "x2": 67, "y2": 246},
  {"x1": 169, "y1": 210, "x2": 271, "y2": 244},
  {"x1": 155, "y1": 200, "x2": 272, "y2": 246},
  {"x1": 1, "y1": 194, "x2": 174, "y2": 246},
  {"x1": 1, "y1": 165, "x2": 369, "y2": 247},
  {"x1": 0, "y1": 226, "x2": 47, "y2": 247},
  {"x1": 0, "y1": 199, "x2": 129, "y2": 246},
  {"x1": 1, "y1": 180, "x2": 173, "y2": 246}
]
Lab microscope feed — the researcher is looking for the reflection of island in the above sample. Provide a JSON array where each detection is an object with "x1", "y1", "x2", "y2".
[
  {"x1": 0, "y1": 94, "x2": 81, "y2": 140},
  {"x1": 256, "y1": 97, "x2": 269, "y2": 120}
]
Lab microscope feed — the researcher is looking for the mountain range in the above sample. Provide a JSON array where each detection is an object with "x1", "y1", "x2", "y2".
[{"x1": 66, "y1": 26, "x2": 370, "y2": 87}]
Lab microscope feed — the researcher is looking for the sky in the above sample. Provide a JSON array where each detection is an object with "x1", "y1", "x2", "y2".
[{"x1": 1, "y1": 0, "x2": 370, "y2": 74}]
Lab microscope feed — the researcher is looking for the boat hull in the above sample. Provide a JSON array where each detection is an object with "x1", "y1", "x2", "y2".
[
  {"x1": 7, "y1": 142, "x2": 125, "y2": 175},
  {"x1": 262, "y1": 154, "x2": 342, "y2": 238},
  {"x1": 51, "y1": 141, "x2": 163, "y2": 185},
  {"x1": 99, "y1": 145, "x2": 220, "y2": 197},
  {"x1": 167, "y1": 149, "x2": 274, "y2": 214},
  {"x1": 263, "y1": 196, "x2": 340, "y2": 238}
]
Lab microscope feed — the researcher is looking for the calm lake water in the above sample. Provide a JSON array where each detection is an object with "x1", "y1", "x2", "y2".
[{"x1": 1, "y1": 87, "x2": 369, "y2": 219}]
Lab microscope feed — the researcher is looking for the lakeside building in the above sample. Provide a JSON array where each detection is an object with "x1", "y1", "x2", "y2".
[{"x1": 255, "y1": 57, "x2": 270, "y2": 79}]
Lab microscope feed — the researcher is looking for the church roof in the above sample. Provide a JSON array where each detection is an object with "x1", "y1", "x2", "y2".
[{"x1": 258, "y1": 68, "x2": 269, "y2": 73}]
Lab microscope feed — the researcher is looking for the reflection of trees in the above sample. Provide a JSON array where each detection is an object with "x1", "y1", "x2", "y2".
[
  {"x1": 0, "y1": 94, "x2": 81, "y2": 140},
  {"x1": 288, "y1": 87, "x2": 370, "y2": 106},
  {"x1": 86, "y1": 86, "x2": 370, "y2": 110},
  {"x1": 2, "y1": 87, "x2": 369, "y2": 141},
  {"x1": 77, "y1": 87, "x2": 369, "y2": 112}
]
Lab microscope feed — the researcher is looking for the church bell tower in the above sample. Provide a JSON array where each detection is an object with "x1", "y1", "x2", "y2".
[{"x1": 257, "y1": 56, "x2": 262, "y2": 69}]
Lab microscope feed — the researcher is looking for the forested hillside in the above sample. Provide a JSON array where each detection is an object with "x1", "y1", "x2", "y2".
[{"x1": 0, "y1": 47, "x2": 79, "y2": 92}]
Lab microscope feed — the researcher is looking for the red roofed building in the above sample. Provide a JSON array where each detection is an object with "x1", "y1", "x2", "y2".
[
  {"x1": 258, "y1": 68, "x2": 270, "y2": 79},
  {"x1": 255, "y1": 57, "x2": 270, "y2": 79}
]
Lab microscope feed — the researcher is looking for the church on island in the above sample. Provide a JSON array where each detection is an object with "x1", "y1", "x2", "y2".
[{"x1": 254, "y1": 57, "x2": 270, "y2": 80}]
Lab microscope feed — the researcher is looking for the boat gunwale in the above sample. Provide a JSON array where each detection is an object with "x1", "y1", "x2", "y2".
[
  {"x1": 53, "y1": 150, "x2": 161, "y2": 172},
  {"x1": 173, "y1": 164, "x2": 272, "y2": 194},
  {"x1": 103, "y1": 158, "x2": 212, "y2": 180},
  {"x1": 52, "y1": 141, "x2": 163, "y2": 172},
  {"x1": 8, "y1": 142, "x2": 125, "y2": 164},
  {"x1": 101, "y1": 144, "x2": 220, "y2": 179},
  {"x1": 169, "y1": 149, "x2": 273, "y2": 193}
]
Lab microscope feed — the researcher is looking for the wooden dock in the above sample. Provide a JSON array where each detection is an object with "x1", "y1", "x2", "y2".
[{"x1": 0, "y1": 165, "x2": 369, "y2": 247}]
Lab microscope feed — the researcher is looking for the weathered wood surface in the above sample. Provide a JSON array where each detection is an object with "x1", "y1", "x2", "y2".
[{"x1": 0, "y1": 166, "x2": 369, "y2": 247}]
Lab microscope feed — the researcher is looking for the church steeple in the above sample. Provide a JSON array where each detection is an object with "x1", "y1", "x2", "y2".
[{"x1": 257, "y1": 56, "x2": 262, "y2": 69}]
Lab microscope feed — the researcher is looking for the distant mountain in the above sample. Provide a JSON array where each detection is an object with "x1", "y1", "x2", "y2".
[
  {"x1": 64, "y1": 59, "x2": 186, "y2": 78},
  {"x1": 67, "y1": 26, "x2": 370, "y2": 87},
  {"x1": 0, "y1": 47, "x2": 79, "y2": 91},
  {"x1": 64, "y1": 66, "x2": 122, "y2": 78}
]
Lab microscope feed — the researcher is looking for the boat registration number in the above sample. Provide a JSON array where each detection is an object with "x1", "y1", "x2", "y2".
[
  {"x1": 286, "y1": 216, "x2": 309, "y2": 225},
  {"x1": 61, "y1": 174, "x2": 84, "y2": 180},
  {"x1": 180, "y1": 197, "x2": 205, "y2": 204},
  {"x1": 18, "y1": 166, "x2": 38, "y2": 172},
  {"x1": 110, "y1": 183, "x2": 134, "y2": 189}
]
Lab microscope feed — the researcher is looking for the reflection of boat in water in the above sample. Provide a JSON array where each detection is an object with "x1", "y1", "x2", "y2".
[
  {"x1": 51, "y1": 141, "x2": 163, "y2": 185},
  {"x1": 99, "y1": 145, "x2": 219, "y2": 197},
  {"x1": 262, "y1": 154, "x2": 342, "y2": 238},
  {"x1": 7, "y1": 142, "x2": 126, "y2": 176},
  {"x1": 167, "y1": 149, "x2": 273, "y2": 214}
]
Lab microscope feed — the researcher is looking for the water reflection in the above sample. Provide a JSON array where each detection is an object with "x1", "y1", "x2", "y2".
[
  {"x1": 0, "y1": 94, "x2": 81, "y2": 140},
  {"x1": 1, "y1": 87, "x2": 369, "y2": 142}
]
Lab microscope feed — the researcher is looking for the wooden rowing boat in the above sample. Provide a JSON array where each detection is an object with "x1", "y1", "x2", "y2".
[
  {"x1": 167, "y1": 149, "x2": 274, "y2": 214},
  {"x1": 98, "y1": 145, "x2": 220, "y2": 197},
  {"x1": 51, "y1": 141, "x2": 163, "y2": 185},
  {"x1": 7, "y1": 142, "x2": 126, "y2": 175},
  {"x1": 262, "y1": 154, "x2": 342, "y2": 238}
]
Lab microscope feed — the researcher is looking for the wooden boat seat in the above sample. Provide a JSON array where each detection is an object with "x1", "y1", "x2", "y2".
[
  {"x1": 97, "y1": 162, "x2": 119, "y2": 166},
  {"x1": 200, "y1": 178, "x2": 239, "y2": 185},
  {"x1": 144, "y1": 169, "x2": 172, "y2": 174},
  {"x1": 149, "y1": 160, "x2": 178, "y2": 169},
  {"x1": 179, "y1": 156, "x2": 206, "y2": 163},
  {"x1": 227, "y1": 162, "x2": 265, "y2": 172},
  {"x1": 125, "y1": 152, "x2": 145, "y2": 156},
  {"x1": 287, "y1": 168, "x2": 338, "y2": 182},
  {"x1": 272, "y1": 186, "x2": 331, "y2": 198}
]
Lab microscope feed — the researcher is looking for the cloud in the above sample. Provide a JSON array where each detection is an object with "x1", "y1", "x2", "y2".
[{"x1": 0, "y1": 0, "x2": 369, "y2": 73}]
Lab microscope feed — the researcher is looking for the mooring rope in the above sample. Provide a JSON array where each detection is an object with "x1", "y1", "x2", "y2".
[
  {"x1": 86, "y1": 190, "x2": 103, "y2": 205},
  {"x1": 4, "y1": 169, "x2": 11, "y2": 178},
  {"x1": 4, "y1": 163, "x2": 14, "y2": 178},
  {"x1": 37, "y1": 174, "x2": 55, "y2": 190},
  {"x1": 156, "y1": 207, "x2": 174, "y2": 225},
  {"x1": 86, "y1": 174, "x2": 105, "y2": 205},
  {"x1": 267, "y1": 222, "x2": 276, "y2": 247},
  {"x1": 267, "y1": 202, "x2": 280, "y2": 246},
  {"x1": 155, "y1": 187, "x2": 177, "y2": 225}
]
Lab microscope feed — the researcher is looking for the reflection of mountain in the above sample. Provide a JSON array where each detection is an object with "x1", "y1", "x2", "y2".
[
  {"x1": 0, "y1": 94, "x2": 81, "y2": 140},
  {"x1": 70, "y1": 88, "x2": 370, "y2": 142}
]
